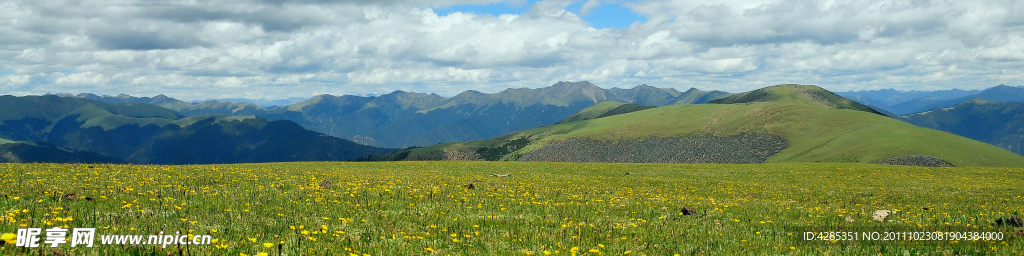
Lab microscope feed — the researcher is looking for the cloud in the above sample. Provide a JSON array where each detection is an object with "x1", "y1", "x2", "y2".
[
  {"x1": 579, "y1": 0, "x2": 601, "y2": 16},
  {"x1": 0, "y1": 0, "x2": 1023, "y2": 100},
  {"x1": 527, "y1": 0, "x2": 577, "y2": 18}
]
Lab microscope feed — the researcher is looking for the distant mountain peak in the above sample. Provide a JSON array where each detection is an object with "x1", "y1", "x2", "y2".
[
  {"x1": 385, "y1": 90, "x2": 410, "y2": 96},
  {"x1": 373, "y1": 90, "x2": 446, "y2": 110},
  {"x1": 286, "y1": 94, "x2": 334, "y2": 111},
  {"x1": 986, "y1": 84, "x2": 1023, "y2": 91},
  {"x1": 548, "y1": 81, "x2": 600, "y2": 91},
  {"x1": 632, "y1": 84, "x2": 655, "y2": 89},
  {"x1": 456, "y1": 90, "x2": 486, "y2": 96},
  {"x1": 552, "y1": 80, "x2": 595, "y2": 87},
  {"x1": 381, "y1": 89, "x2": 435, "y2": 98}
]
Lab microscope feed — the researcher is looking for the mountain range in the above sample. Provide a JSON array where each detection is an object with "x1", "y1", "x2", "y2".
[
  {"x1": 836, "y1": 88, "x2": 980, "y2": 110},
  {"x1": 61, "y1": 82, "x2": 733, "y2": 148},
  {"x1": 0, "y1": 95, "x2": 390, "y2": 164},
  {"x1": 838, "y1": 85, "x2": 1024, "y2": 115},
  {"x1": 9, "y1": 82, "x2": 1024, "y2": 165}
]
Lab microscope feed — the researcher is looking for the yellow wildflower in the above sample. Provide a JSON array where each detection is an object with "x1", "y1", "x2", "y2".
[{"x1": 1, "y1": 233, "x2": 16, "y2": 244}]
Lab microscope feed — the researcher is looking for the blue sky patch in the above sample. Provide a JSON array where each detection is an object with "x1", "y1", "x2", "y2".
[
  {"x1": 576, "y1": 2, "x2": 646, "y2": 29},
  {"x1": 434, "y1": 0, "x2": 645, "y2": 29}
]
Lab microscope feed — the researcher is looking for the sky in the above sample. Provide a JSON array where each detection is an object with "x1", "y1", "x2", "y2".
[{"x1": 0, "y1": 0, "x2": 1022, "y2": 100}]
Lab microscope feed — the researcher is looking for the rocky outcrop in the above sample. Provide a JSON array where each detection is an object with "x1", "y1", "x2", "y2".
[
  {"x1": 519, "y1": 133, "x2": 788, "y2": 164},
  {"x1": 874, "y1": 154, "x2": 954, "y2": 167}
]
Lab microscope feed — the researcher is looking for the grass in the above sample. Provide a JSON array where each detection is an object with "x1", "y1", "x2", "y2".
[
  {"x1": 1, "y1": 162, "x2": 1022, "y2": 255},
  {"x1": 0, "y1": 138, "x2": 13, "y2": 145}
]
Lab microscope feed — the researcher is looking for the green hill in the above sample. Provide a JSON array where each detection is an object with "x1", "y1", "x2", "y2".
[{"x1": 377, "y1": 85, "x2": 1024, "y2": 167}]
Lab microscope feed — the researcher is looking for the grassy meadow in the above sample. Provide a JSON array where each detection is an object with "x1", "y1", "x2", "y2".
[{"x1": 1, "y1": 161, "x2": 1022, "y2": 255}]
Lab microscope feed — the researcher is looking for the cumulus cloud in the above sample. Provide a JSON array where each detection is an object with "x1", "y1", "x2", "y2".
[{"x1": 0, "y1": 0, "x2": 1022, "y2": 100}]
